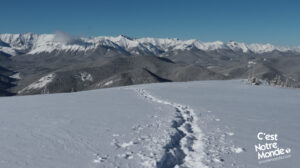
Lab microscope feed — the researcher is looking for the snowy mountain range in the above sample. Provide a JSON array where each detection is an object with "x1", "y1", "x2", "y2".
[
  {"x1": 0, "y1": 32, "x2": 298, "y2": 56},
  {"x1": 1, "y1": 32, "x2": 300, "y2": 96}
]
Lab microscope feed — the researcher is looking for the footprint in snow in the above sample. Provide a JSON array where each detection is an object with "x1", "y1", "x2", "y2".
[
  {"x1": 111, "y1": 138, "x2": 122, "y2": 148},
  {"x1": 93, "y1": 154, "x2": 108, "y2": 163},
  {"x1": 119, "y1": 152, "x2": 134, "y2": 159},
  {"x1": 231, "y1": 146, "x2": 246, "y2": 153},
  {"x1": 119, "y1": 141, "x2": 138, "y2": 148}
]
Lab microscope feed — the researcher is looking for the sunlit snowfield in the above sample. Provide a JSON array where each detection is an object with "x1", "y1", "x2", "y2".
[{"x1": 0, "y1": 80, "x2": 299, "y2": 168}]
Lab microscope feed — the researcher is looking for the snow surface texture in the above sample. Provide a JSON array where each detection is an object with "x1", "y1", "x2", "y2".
[
  {"x1": 0, "y1": 80, "x2": 299, "y2": 168},
  {"x1": 0, "y1": 33, "x2": 297, "y2": 56}
]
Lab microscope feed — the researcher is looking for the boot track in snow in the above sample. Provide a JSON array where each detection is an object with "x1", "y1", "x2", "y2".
[{"x1": 134, "y1": 89, "x2": 207, "y2": 168}]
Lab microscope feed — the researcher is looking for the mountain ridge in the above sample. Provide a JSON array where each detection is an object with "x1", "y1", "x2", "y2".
[
  {"x1": 0, "y1": 33, "x2": 297, "y2": 56},
  {"x1": 1, "y1": 32, "x2": 300, "y2": 96}
]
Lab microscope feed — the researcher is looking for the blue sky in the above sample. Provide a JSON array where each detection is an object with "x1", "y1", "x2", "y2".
[{"x1": 1, "y1": 0, "x2": 300, "y2": 46}]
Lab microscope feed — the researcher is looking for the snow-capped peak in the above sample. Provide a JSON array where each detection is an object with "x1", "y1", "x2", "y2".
[
  {"x1": 247, "y1": 43, "x2": 290, "y2": 53},
  {"x1": 226, "y1": 41, "x2": 249, "y2": 53},
  {"x1": 0, "y1": 33, "x2": 298, "y2": 56},
  {"x1": 0, "y1": 33, "x2": 36, "y2": 51}
]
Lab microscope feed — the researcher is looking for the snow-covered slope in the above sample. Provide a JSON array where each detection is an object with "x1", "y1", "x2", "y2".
[
  {"x1": 18, "y1": 73, "x2": 56, "y2": 94},
  {"x1": 0, "y1": 33, "x2": 295, "y2": 56},
  {"x1": 0, "y1": 80, "x2": 299, "y2": 168}
]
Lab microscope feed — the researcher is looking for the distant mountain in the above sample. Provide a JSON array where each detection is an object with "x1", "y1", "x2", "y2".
[
  {"x1": 0, "y1": 33, "x2": 299, "y2": 96},
  {"x1": 0, "y1": 33, "x2": 297, "y2": 56}
]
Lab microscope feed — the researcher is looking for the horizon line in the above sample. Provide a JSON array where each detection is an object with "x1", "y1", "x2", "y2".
[{"x1": 0, "y1": 31, "x2": 299, "y2": 48}]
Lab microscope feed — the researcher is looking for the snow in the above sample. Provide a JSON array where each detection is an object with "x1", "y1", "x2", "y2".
[
  {"x1": 0, "y1": 87, "x2": 175, "y2": 168},
  {"x1": 231, "y1": 147, "x2": 245, "y2": 154},
  {"x1": 145, "y1": 80, "x2": 300, "y2": 167},
  {"x1": 248, "y1": 61, "x2": 256, "y2": 65},
  {"x1": 226, "y1": 41, "x2": 249, "y2": 52},
  {"x1": 104, "y1": 80, "x2": 114, "y2": 86},
  {"x1": 0, "y1": 80, "x2": 299, "y2": 167},
  {"x1": 0, "y1": 33, "x2": 299, "y2": 56},
  {"x1": 9, "y1": 73, "x2": 21, "y2": 79},
  {"x1": 19, "y1": 73, "x2": 55, "y2": 93},
  {"x1": 27, "y1": 34, "x2": 97, "y2": 54},
  {"x1": 134, "y1": 88, "x2": 207, "y2": 168},
  {"x1": 106, "y1": 35, "x2": 140, "y2": 48},
  {"x1": 248, "y1": 61, "x2": 257, "y2": 67},
  {"x1": 248, "y1": 43, "x2": 290, "y2": 53},
  {"x1": 0, "y1": 46, "x2": 17, "y2": 56},
  {"x1": 0, "y1": 33, "x2": 35, "y2": 50},
  {"x1": 79, "y1": 72, "x2": 93, "y2": 82},
  {"x1": 193, "y1": 40, "x2": 225, "y2": 51}
]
